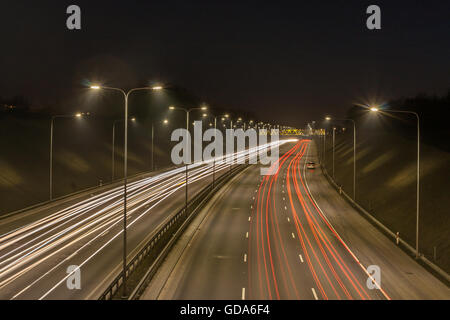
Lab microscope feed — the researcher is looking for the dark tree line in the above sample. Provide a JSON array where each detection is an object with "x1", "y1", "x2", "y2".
[{"x1": 346, "y1": 89, "x2": 450, "y2": 151}]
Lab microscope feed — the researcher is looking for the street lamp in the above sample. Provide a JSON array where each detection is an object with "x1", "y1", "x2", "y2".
[
  {"x1": 112, "y1": 117, "x2": 136, "y2": 182},
  {"x1": 202, "y1": 111, "x2": 222, "y2": 187},
  {"x1": 332, "y1": 127, "x2": 336, "y2": 178},
  {"x1": 150, "y1": 118, "x2": 170, "y2": 172},
  {"x1": 369, "y1": 106, "x2": 421, "y2": 258},
  {"x1": 325, "y1": 116, "x2": 357, "y2": 200},
  {"x1": 49, "y1": 113, "x2": 86, "y2": 200},
  {"x1": 168, "y1": 104, "x2": 208, "y2": 216},
  {"x1": 90, "y1": 84, "x2": 162, "y2": 298}
]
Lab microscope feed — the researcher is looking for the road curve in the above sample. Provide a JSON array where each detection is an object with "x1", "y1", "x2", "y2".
[
  {"x1": 0, "y1": 141, "x2": 289, "y2": 300},
  {"x1": 144, "y1": 140, "x2": 449, "y2": 300}
]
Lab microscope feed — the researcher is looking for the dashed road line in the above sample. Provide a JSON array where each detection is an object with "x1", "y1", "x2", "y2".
[
  {"x1": 299, "y1": 254, "x2": 304, "y2": 263},
  {"x1": 311, "y1": 288, "x2": 318, "y2": 300}
]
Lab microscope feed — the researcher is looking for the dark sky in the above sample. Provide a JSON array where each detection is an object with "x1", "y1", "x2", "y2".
[{"x1": 1, "y1": 0, "x2": 449, "y2": 126}]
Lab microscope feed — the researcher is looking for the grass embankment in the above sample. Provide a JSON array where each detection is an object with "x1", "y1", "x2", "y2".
[
  {"x1": 0, "y1": 115, "x2": 173, "y2": 214},
  {"x1": 321, "y1": 127, "x2": 449, "y2": 273}
]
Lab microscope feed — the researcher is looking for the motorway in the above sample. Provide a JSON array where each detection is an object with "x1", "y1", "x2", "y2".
[
  {"x1": 144, "y1": 140, "x2": 450, "y2": 300},
  {"x1": 0, "y1": 141, "x2": 288, "y2": 300}
]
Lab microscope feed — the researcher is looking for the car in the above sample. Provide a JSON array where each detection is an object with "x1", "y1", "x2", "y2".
[{"x1": 306, "y1": 162, "x2": 316, "y2": 169}]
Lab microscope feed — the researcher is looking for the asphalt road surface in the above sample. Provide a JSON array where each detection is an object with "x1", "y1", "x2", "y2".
[
  {"x1": 145, "y1": 140, "x2": 450, "y2": 300},
  {"x1": 0, "y1": 141, "x2": 287, "y2": 300}
]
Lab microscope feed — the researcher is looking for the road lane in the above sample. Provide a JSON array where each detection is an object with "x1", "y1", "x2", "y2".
[
  {"x1": 0, "y1": 141, "x2": 289, "y2": 299},
  {"x1": 304, "y1": 141, "x2": 450, "y2": 300},
  {"x1": 146, "y1": 140, "x2": 449, "y2": 300}
]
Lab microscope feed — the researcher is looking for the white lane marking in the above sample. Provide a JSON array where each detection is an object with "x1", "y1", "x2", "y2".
[
  {"x1": 244, "y1": 254, "x2": 247, "y2": 262},
  {"x1": 291, "y1": 233, "x2": 295, "y2": 239},
  {"x1": 287, "y1": 217, "x2": 290, "y2": 222},
  {"x1": 302, "y1": 142, "x2": 391, "y2": 300},
  {"x1": 299, "y1": 254, "x2": 304, "y2": 263},
  {"x1": 311, "y1": 288, "x2": 318, "y2": 300},
  {"x1": 283, "y1": 197, "x2": 285, "y2": 201},
  {"x1": 282, "y1": 190, "x2": 285, "y2": 193},
  {"x1": 252, "y1": 197, "x2": 255, "y2": 200},
  {"x1": 36, "y1": 188, "x2": 179, "y2": 300},
  {"x1": 284, "y1": 206, "x2": 287, "y2": 210},
  {"x1": 246, "y1": 232, "x2": 249, "y2": 239},
  {"x1": 8, "y1": 142, "x2": 287, "y2": 300},
  {"x1": 250, "y1": 205, "x2": 253, "y2": 209},
  {"x1": 242, "y1": 288, "x2": 246, "y2": 300},
  {"x1": 248, "y1": 216, "x2": 251, "y2": 222}
]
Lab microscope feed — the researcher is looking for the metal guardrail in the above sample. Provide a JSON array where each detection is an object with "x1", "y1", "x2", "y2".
[
  {"x1": 99, "y1": 164, "x2": 248, "y2": 300},
  {"x1": 320, "y1": 164, "x2": 450, "y2": 285}
]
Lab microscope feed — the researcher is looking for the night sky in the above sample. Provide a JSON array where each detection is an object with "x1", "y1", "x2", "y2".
[{"x1": 1, "y1": 0, "x2": 449, "y2": 126}]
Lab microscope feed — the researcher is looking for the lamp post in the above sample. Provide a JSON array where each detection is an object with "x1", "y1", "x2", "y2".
[
  {"x1": 213, "y1": 115, "x2": 217, "y2": 188},
  {"x1": 323, "y1": 129, "x2": 326, "y2": 165},
  {"x1": 90, "y1": 84, "x2": 162, "y2": 298},
  {"x1": 221, "y1": 114, "x2": 234, "y2": 173},
  {"x1": 310, "y1": 121, "x2": 324, "y2": 165},
  {"x1": 112, "y1": 117, "x2": 136, "y2": 182},
  {"x1": 370, "y1": 106, "x2": 421, "y2": 258},
  {"x1": 332, "y1": 127, "x2": 336, "y2": 178},
  {"x1": 206, "y1": 114, "x2": 220, "y2": 188},
  {"x1": 49, "y1": 112, "x2": 86, "y2": 200},
  {"x1": 326, "y1": 117, "x2": 357, "y2": 200},
  {"x1": 150, "y1": 119, "x2": 170, "y2": 172},
  {"x1": 151, "y1": 122, "x2": 154, "y2": 171},
  {"x1": 169, "y1": 105, "x2": 208, "y2": 215}
]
